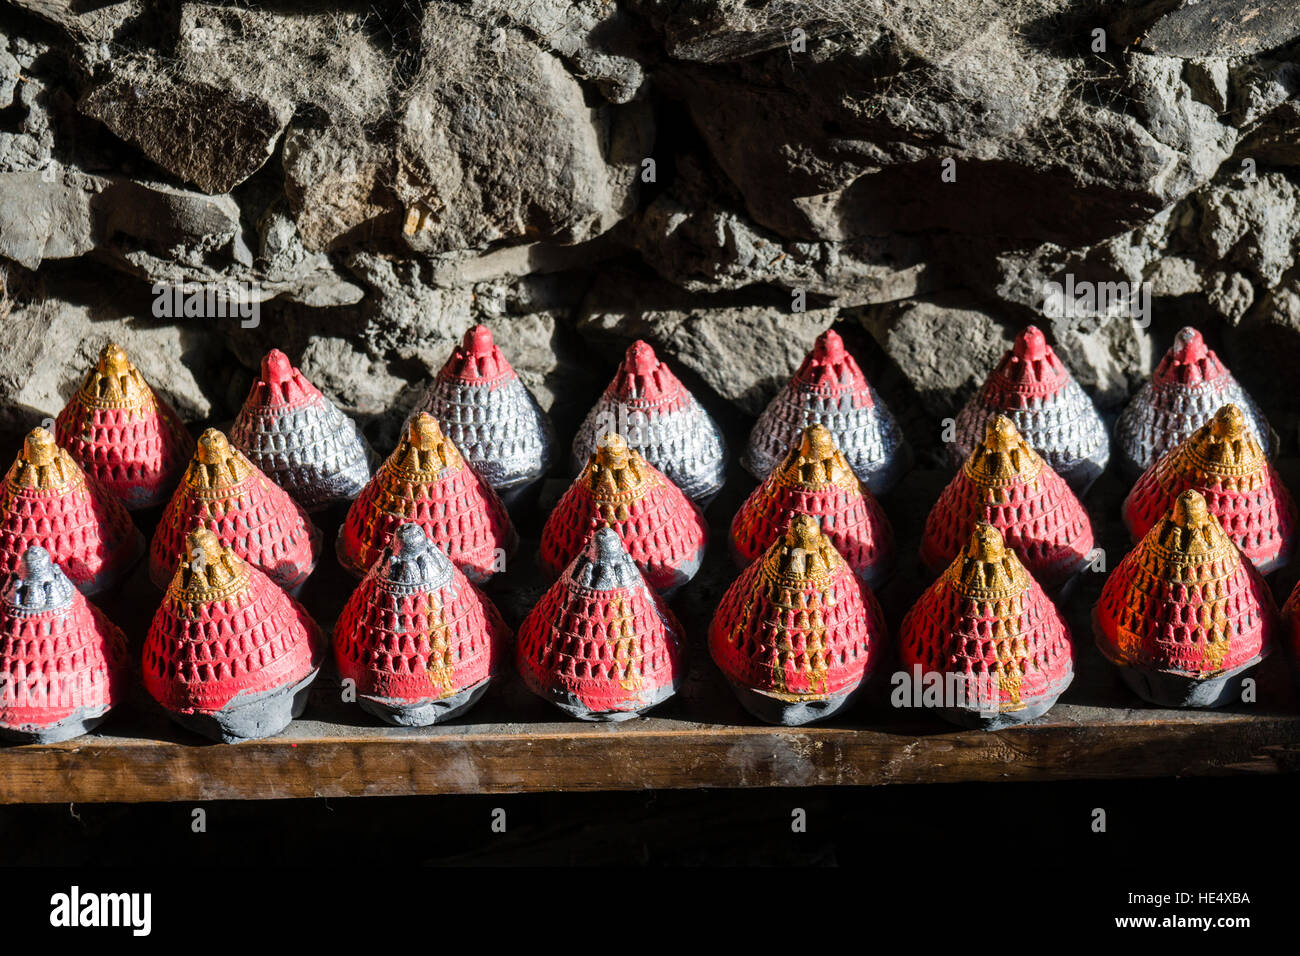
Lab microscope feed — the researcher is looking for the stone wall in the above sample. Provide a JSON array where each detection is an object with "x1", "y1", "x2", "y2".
[{"x1": 2, "y1": 0, "x2": 1299, "y2": 459}]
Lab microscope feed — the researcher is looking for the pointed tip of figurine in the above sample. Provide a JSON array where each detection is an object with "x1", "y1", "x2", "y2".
[
  {"x1": 261, "y1": 349, "x2": 295, "y2": 385},
  {"x1": 591, "y1": 525, "x2": 623, "y2": 561},
  {"x1": 785, "y1": 513, "x2": 824, "y2": 551},
  {"x1": 22, "y1": 426, "x2": 58, "y2": 465},
  {"x1": 20, "y1": 545, "x2": 54, "y2": 577},
  {"x1": 176, "y1": 527, "x2": 245, "y2": 597},
  {"x1": 1172, "y1": 489, "x2": 1210, "y2": 528},
  {"x1": 394, "y1": 522, "x2": 431, "y2": 555},
  {"x1": 594, "y1": 432, "x2": 631, "y2": 466},
  {"x1": 984, "y1": 413, "x2": 1020, "y2": 449},
  {"x1": 799, "y1": 424, "x2": 836, "y2": 461},
  {"x1": 465, "y1": 324, "x2": 495, "y2": 355},
  {"x1": 98, "y1": 342, "x2": 133, "y2": 375},
  {"x1": 11, "y1": 545, "x2": 74, "y2": 611},
  {"x1": 967, "y1": 522, "x2": 1009, "y2": 562},
  {"x1": 185, "y1": 526, "x2": 224, "y2": 561},
  {"x1": 571, "y1": 525, "x2": 640, "y2": 591},
  {"x1": 384, "y1": 522, "x2": 453, "y2": 589},
  {"x1": 1014, "y1": 325, "x2": 1048, "y2": 361},
  {"x1": 1172, "y1": 326, "x2": 1207, "y2": 361},
  {"x1": 626, "y1": 340, "x2": 659, "y2": 375},
  {"x1": 408, "y1": 412, "x2": 445, "y2": 449},
  {"x1": 1211, "y1": 403, "x2": 1246, "y2": 437},
  {"x1": 813, "y1": 329, "x2": 846, "y2": 360},
  {"x1": 196, "y1": 428, "x2": 234, "y2": 464}
]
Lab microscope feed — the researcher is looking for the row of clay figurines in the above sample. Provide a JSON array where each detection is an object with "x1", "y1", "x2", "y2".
[{"x1": 0, "y1": 323, "x2": 1294, "y2": 742}]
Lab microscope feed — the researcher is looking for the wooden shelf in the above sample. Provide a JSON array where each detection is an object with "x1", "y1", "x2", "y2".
[{"x1": 2, "y1": 464, "x2": 1297, "y2": 803}]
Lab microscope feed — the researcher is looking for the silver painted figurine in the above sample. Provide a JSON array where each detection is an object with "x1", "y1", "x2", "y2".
[
  {"x1": 410, "y1": 325, "x2": 556, "y2": 500},
  {"x1": 571, "y1": 340, "x2": 726, "y2": 504},
  {"x1": 952, "y1": 325, "x2": 1109, "y2": 494},
  {"x1": 742, "y1": 329, "x2": 910, "y2": 495},
  {"x1": 1115, "y1": 326, "x2": 1276, "y2": 478},
  {"x1": 229, "y1": 349, "x2": 375, "y2": 512}
]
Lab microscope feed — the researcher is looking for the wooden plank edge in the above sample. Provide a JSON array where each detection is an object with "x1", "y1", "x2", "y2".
[{"x1": 1, "y1": 718, "x2": 1297, "y2": 803}]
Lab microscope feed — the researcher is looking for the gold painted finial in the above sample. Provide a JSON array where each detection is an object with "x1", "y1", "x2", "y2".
[
  {"x1": 965, "y1": 414, "x2": 1041, "y2": 488},
  {"x1": 947, "y1": 522, "x2": 1028, "y2": 599},
  {"x1": 775, "y1": 424, "x2": 856, "y2": 491},
  {"x1": 1172, "y1": 488, "x2": 1210, "y2": 528},
  {"x1": 390, "y1": 413, "x2": 460, "y2": 480},
  {"x1": 1184, "y1": 403, "x2": 1263, "y2": 478},
  {"x1": 172, "y1": 527, "x2": 246, "y2": 602},
  {"x1": 765, "y1": 513, "x2": 840, "y2": 583},
  {"x1": 9, "y1": 427, "x2": 82, "y2": 491},
  {"x1": 185, "y1": 428, "x2": 251, "y2": 493},
  {"x1": 587, "y1": 434, "x2": 653, "y2": 517},
  {"x1": 77, "y1": 343, "x2": 155, "y2": 410}
]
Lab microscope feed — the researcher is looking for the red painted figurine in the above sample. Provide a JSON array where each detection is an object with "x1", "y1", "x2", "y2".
[
  {"x1": 731, "y1": 423, "x2": 894, "y2": 589},
  {"x1": 953, "y1": 326, "x2": 1109, "y2": 493},
  {"x1": 571, "y1": 341, "x2": 727, "y2": 503},
  {"x1": 55, "y1": 343, "x2": 193, "y2": 509},
  {"x1": 743, "y1": 330, "x2": 910, "y2": 495},
  {"x1": 0, "y1": 427, "x2": 144, "y2": 596},
  {"x1": 0, "y1": 546, "x2": 128, "y2": 743},
  {"x1": 901, "y1": 523, "x2": 1074, "y2": 728},
  {"x1": 143, "y1": 528, "x2": 323, "y2": 742},
  {"x1": 150, "y1": 428, "x2": 321, "y2": 594},
  {"x1": 334, "y1": 523, "x2": 510, "y2": 726},
  {"x1": 518, "y1": 526, "x2": 685, "y2": 721},
  {"x1": 409, "y1": 325, "x2": 556, "y2": 500},
  {"x1": 542, "y1": 433, "x2": 707, "y2": 595},
  {"x1": 337, "y1": 413, "x2": 517, "y2": 582},
  {"x1": 710, "y1": 513, "x2": 885, "y2": 725},
  {"x1": 922, "y1": 415, "x2": 1093, "y2": 593},
  {"x1": 1116, "y1": 327, "x2": 1275, "y2": 476},
  {"x1": 1123, "y1": 404, "x2": 1296, "y2": 574},
  {"x1": 1098, "y1": 490, "x2": 1274, "y2": 708},
  {"x1": 229, "y1": 349, "x2": 374, "y2": 512}
]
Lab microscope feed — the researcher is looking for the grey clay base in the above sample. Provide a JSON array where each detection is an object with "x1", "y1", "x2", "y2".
[
  {"x1": 1114, "y1": 659, "x2": 1260, "y2": 709},
  {"x1": 728, "y1": 680, "x2": 861, "y2": 726},
  {"x1": 546, "y1": 682, "x2": 678, "y2": 722},
  {"x1": 165, "y1": 668, "x2": 319, "y2": 743},
  {"x1": 358, "y1": 677, "x2": 491, "y2": 727},
  {"x1": 932, "y1": 681, "x2": 1072, "y2": 730},
  {"x1": 0, "y1": 705, "x2": 112, "y2": 744}
]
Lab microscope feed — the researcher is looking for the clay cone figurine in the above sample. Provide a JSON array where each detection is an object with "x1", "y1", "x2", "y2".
[
  {"x1": 1123, "y1": 404, "x2": 1296, "y2": 574},
  {"x1": 1096, "y1": 490, "x2": 1274, "y2": 708},
  {"x1": 743, "y1": 330, "x2": 910, "y2": 495},
  {"x1": 54, "y1": 343, "x2": 192, "y2": 509},
  {"x1": 410, "y1": 325, "x2": 556, "y2": 502},
  {"x1": 901, "y1": 523, "x2": 1074, "y2": 729},
  {"x1": 953, "y1": 326, "x2": 1109, "y2": 494},
  {"x1": 518, "y1": 526, "x2": 685, "y2": 721},
  {"x1": 0, "y1": 427, "x2": 144, "y2": 596},
  {"x1": 338, "y1": 413, "x2": 517, "y2": 582},
  {"x1": 1116, "y1": 327, "x2": 1275, "y2": 477},
  {"x1": 0, "y1": 546, "x2": 128, "y2": 743},
  {"x1": 710, "y1": 513, "x2": 885, "y2": 726},
  {"x1": 571, "y1": 341, "x2": 726, "y2": 504},
  {"x1": 228, "y1": 349, "x2": 374, "y2": 512},
  {"x1": 150, "y1": 429, "x2": 321, "y2": 594},
  {"x1": 542, "y1": 433, "x2": 707, "y2": 595},
  {"x1": 921, "y1": 415, "x2": 1093, "y2": 593},
  {"x1": 731, "y1": 423, "x2": 894, "y2": 589},
  {"x1": 144, "y1": 528, "x2": 322, "y2": 742},
  {"x1": 335, "y1": 524, "x2": 510, "y2": 726}
]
